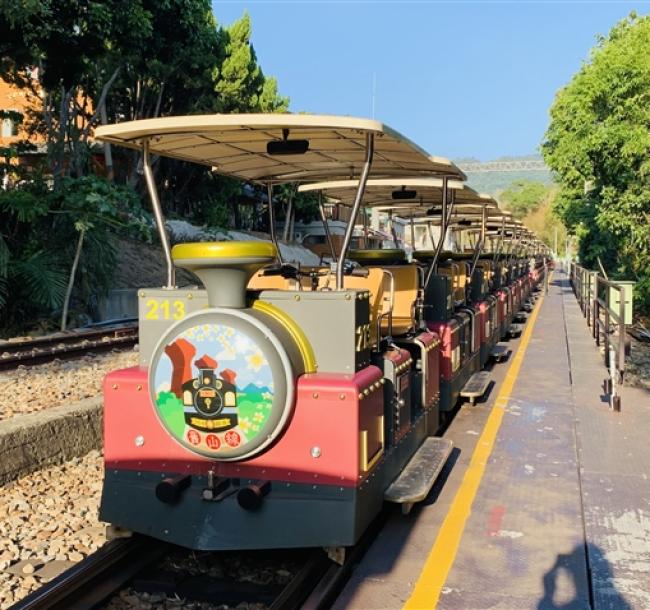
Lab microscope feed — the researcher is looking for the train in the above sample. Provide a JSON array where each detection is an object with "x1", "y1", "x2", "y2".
[{"x1": 95, "y1": 114, "x2": 549, "y2": 553}]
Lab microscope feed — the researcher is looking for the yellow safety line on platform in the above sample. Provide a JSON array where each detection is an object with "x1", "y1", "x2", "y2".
[{"x1": 404, "y1": 274, "x2": 552, "y2": 610}]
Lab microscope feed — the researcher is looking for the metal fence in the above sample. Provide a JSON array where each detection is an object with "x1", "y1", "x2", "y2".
[{"x1": 569, "y1": 262, "x2": 628, "y2": 411}]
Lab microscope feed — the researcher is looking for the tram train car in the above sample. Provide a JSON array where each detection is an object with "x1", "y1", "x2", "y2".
[{"x1": 95, "y1": 114, "x2": 547, "y2": 552}]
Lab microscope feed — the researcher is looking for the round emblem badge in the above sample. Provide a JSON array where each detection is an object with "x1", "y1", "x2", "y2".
[{"x1": 151, "y1": 321, "x2": 276, "y2": 458}]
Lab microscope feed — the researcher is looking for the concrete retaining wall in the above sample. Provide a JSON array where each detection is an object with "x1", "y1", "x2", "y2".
[
  {"x1": 0, "y1": 397, "x2": 102, "y2": 485},
  {"x1": 98, "y1": 289, "x2": 138, "y2": 322}
]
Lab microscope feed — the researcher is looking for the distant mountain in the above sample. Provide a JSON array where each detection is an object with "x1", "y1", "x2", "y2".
[
  {"x1": 242, "y1": 383, "x2": 270, "y2": 394},
  {"x1": 455, "y1": 155, "x2": 554, "y2": 196}
]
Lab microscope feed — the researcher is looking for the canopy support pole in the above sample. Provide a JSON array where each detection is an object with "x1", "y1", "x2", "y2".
[
  {"x1": 424, "y1": 176, "x2": 454, "y2": 287},
  {"x1": 493, "y1": 217, "x2": 505, "y2": 265},
  {"x1": 507, "y1": 231, "x2": 522, "y2": 266},
  {"x1": 410, "y1": 212, "x2": 415, "y2": 249},
  {"x1": 143, "y1": 138, "x2": 175, "y2": 289},
  {"x1": 336, "y1": 132, "x2": 375, "y2": 290},
  {"x1": 363, "y1": 207, "x2": 369, "y2": 248},
  {"x1": 267, "y1": 183, "x2": 284, "y2": 264},
  {"x1": 282, "y1": 183, "x2": 296, "y2": 242},
  {"x1": 319, "y1": 191, "x2": 337, "y2": 262},
  {"x1": 469, "y1": 203, "x2": 487, "y2": 277},
  {"x1": 388, "y1": 210, "x2": 399, "y2": 246},
  {"x1": 427, "y1": 221, "x2": 436, "y2": 249}
]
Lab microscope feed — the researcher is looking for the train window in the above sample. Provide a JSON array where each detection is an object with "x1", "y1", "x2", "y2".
[
  {"x1": 1, "y1": 117, "x2": 17, "y2": 138},
  {"x1": 302, "y1": 235, "x2": 326, "y2": 246}
]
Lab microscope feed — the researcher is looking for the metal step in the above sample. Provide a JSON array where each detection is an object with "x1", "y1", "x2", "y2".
[
  {"x1": 384, "y1": 437, "x2": 453, "y2": 514},
  {"x1": 490, "y1": 343, "x2": 511, "y2": 363},
  {"x1": 513, "y1": 311, "x2": 528, "y2": 322},
  {"x1": 508, "y1": 323, "x2": 524, "y2": 338},
  {"x1": 460, "y1": 371, "x2": 491, "y2": 405}
]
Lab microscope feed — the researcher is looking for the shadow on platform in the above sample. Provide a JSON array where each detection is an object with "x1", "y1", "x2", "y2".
[{"x1": 538, "y1": 543, "x2": 632, "y2": 610}]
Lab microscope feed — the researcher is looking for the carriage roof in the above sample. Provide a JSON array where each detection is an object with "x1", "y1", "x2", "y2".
[
  {"x1": 95, "y1": 114, "x2": 466, "y2": 183},
  {"x1": 298, "y1": 177, "x2": 493, "y2": 208}
]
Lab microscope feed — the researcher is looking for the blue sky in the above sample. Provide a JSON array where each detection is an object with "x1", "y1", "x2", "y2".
[{"x1": 211, "y1": 1, "x2": 646, "y2": 160}]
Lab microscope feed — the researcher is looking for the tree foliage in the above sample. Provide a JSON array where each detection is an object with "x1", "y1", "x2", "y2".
[
  {"x1": 499, "y1": 180, "x2": 550, "y2": 220},
  {"x1": 542, "y1": 13, "x2": 650, "y2": 311},
  {"x1": 499, "y1": 180, "x2": 567, "y2": 256},
  {"x1": 519, "y1": 190, "x2": 568, "y2": 258},
  {"x1": 0, "y1": 175, "x2": 149, "y2": 333},
  {"x1": 0, "y1": 3, "x2": 289, "y2": 333},
  {"x1": 0, "y1": 2, "x2": 287, "y2": 189}
]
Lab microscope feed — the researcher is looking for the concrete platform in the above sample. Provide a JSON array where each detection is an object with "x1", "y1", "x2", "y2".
[
  {"x1": 335, "y1": 271, "x2": 650, "y2": 610},
  {"x1": 0, "y1": 397, "x2": 102, "y2": 484}
]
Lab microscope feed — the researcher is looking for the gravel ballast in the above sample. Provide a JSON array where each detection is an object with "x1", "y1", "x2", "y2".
[
  {"x1": 0, "y1": 349, "x2": 138, "y2": 421},
  {"x1": 102, "y1": 549, "x2": 302, "y2": 610},
  {"x1": 0, "y1": 451, "x2": 106, "y2": 609}
]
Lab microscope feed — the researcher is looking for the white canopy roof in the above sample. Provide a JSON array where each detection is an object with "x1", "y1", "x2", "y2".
[
  {"x1": 95, "y1": 114, "x2": 466, "y2": 183},
  {"x1": 298, "y1": 177, "x2": 492, "y2": 208}
]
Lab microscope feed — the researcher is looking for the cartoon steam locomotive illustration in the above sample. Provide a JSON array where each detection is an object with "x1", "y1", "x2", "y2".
[{"x1": 164, "y1": 338, "x2": 239, "y2": 434}]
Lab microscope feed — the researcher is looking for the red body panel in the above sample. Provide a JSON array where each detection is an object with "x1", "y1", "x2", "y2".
[
  {"x1": 478, "y1": 301, "x2": 489, "y2": 342},
  {"x1": 427, "y1": 321, "x2": 458, "y2": 381},
  {"x1": 417, "y1": 331, "x2": 440, "y2": 406},
  {"x1": 498, "y1": 290, "x2": 508, "y2": 324},
  {"x1": 104, "y1": 365, "x2": 384, "y2": 488}
]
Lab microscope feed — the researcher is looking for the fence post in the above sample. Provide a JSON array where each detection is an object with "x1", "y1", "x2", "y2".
[
  {"x1": 619, "y1": 286, "x2": 625, "y2": 383},
  {"x1": 592, "y1": 286, "x2": 597, "y2": 339}
]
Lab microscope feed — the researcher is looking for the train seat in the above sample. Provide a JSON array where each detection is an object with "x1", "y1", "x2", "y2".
[
  {"x1": 341, "y1": 268, "x2": 387, "y2": 345},
  {"x1": 439, "y1": 263, "x2": 467, "y2": 303},
  {"x1": 381, "y1": 265, "x2": 419, "y2": 336},
  {"x1": 349, "y1": 248, "x2": 407, "y2": 266},
  {"x1": 316, "y1": 268, "x2": 387, "y2": 346}
]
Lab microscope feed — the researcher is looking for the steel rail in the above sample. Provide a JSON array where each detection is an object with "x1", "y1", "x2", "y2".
[
  {"x1": 9, "y1": 536, "x2": 168, "y2": 610},
  {"x1": 299, "y1": 510, "x2": 389, "y2": 610},
  {"x1": 0, "y1": 324, "x2": 138, "y2": 371}
]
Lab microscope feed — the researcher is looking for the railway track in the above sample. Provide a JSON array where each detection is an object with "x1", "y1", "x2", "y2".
[
  {"x1": 8, "y1": 535, "x2": 168, "y2": 610},
  {"x1": 8, "y1": 512, "x2": 387, "y2": 610},
  {"x1": 0, "y1": 323, "x2": 138, "y2": 371}
]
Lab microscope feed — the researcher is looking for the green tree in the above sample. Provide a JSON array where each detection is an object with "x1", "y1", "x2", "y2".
[
  {"x1": 214, "y1": 13, "x2": 289, "y2": 113},
  {"x1": 542, "y1": 13, "x2": 650, "y2": 311},
  {"x1": 0, "y1": 3, "x2": 289, "y2": 333},
  {"x1": 0, "y1": 175, "x2": 149, "y2": 334},
  {"x1": 520, "y1": 190, "x2": 568, "y2": 257},
  {"x1": 499, "y1": 180, "x2": 549, "y2": 220},
  {"x1": 49, "y1": 176, "x2": 150, "y2": 330},
  {"x1": 0, "y1": 1, "x2": 151, "y2": 180}
]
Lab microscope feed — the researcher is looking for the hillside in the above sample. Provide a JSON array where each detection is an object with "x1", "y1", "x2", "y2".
[{"x1": 455, "y1": 155, "x2": 554, "y2": 195}]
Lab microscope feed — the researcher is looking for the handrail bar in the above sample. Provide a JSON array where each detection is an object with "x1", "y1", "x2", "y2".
[{"x1": 568, "y1": 261, "x2": 629, "y2": 412}]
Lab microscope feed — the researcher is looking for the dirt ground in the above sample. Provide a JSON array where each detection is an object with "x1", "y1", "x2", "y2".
[
  {"x1": 112, "y1": 238, "x2": 198, "y2": 290},
  {"x1": 626, "y1": 336, "x2": 650, "y2": 391}
]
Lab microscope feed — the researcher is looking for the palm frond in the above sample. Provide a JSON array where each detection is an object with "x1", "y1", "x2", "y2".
[
  {"x1": 0, "y1": 275, "x2": 7, "y2": 310},
  {"x1": 15, "y1": 251, "x2": 68, "y2": 310},
  {"x1": 0, "y1": 233, "x2": 9, "y2": 278}
]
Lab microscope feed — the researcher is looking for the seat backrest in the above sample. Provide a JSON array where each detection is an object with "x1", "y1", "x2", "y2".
[
  {"x1": 345, "y1": 268, "x2": 386, "y2": 345},
  {"x1": 476, "y1": 261, "x2": 493, "y2": 282},
  {"x1": 381, "y1": 264, "x2": 419, "y2": 336},
  {"x1": 439, "y1": 263, "x2": 466, "y2": 303}
]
